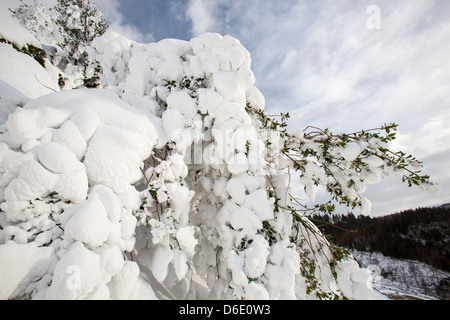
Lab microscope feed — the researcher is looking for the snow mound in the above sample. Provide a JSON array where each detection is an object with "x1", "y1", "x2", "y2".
[{"x1": 0, "y1": 88, "x2": 161, "y2": 299}]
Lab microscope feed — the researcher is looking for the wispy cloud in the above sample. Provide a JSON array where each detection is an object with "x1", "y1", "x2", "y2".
[
  {"x1": 182, "y1": 0, "x2": 450, "y2": 215},
  {"x1": 186, "y1": 0, "x2": 220, "y2": 36}
]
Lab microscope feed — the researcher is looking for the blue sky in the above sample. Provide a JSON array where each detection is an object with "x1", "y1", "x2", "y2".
[
  {"x1": 96, "y1": 0, "x2": 450, "y2": 217},
  {"x1": 114, "y1": 0, "x2": 191, "y2": 41}
]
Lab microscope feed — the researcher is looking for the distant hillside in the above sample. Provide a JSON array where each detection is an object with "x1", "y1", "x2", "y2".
[{"x1": 311, "y1": 206, "x2": 450, "y2": 272}]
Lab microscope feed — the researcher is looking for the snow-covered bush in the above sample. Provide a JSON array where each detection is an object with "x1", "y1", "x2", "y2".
[
  {"x1": 0, "y1": 19, "x2": 437, "y2": 299},
  {"x1": 55, "y1": 0, "x2": 108, "y2": 88},
  {"x1": 11, "y1": 0, "x2": 108, "y2": 88}
]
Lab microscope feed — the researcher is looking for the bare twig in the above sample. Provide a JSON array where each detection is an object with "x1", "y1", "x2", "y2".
[{"x1": 35, "y1": 73, "x2": 57, "y2": 92}]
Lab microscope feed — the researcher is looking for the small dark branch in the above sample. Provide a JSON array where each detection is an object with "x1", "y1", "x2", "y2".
[{"x1": 35, "y1": 73, "x2": 57, "y2": 92}]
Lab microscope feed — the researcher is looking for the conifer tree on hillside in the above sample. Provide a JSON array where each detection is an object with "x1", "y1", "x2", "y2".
[
  {"x1": 55, "y1": 0, "x2": 108, "y2": 87},
  {"x1": 12, "y1": 0, "x2": 109, "y2": 88}
]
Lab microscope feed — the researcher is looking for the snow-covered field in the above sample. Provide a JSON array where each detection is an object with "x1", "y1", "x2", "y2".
[{"x1": 0, "y1": 1, "x2": 443, "y2": 301}]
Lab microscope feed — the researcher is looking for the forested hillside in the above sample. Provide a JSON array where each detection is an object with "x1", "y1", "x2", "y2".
[{"x1": 312, "y1": 206, "x2": 450, "y2": 272}]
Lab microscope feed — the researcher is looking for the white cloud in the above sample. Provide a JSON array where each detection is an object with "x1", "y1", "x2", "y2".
[{"x1": 186, "y1": 0, "x2": 219, "y2": 36}]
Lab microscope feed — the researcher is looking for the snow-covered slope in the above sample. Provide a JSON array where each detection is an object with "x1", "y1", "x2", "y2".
[
  {"x1": 0, "y1": 3, "x2": 59, "y2": 116},
  {"x1": 0, "y1": 43, "x2": 59, "y2": 104}
]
